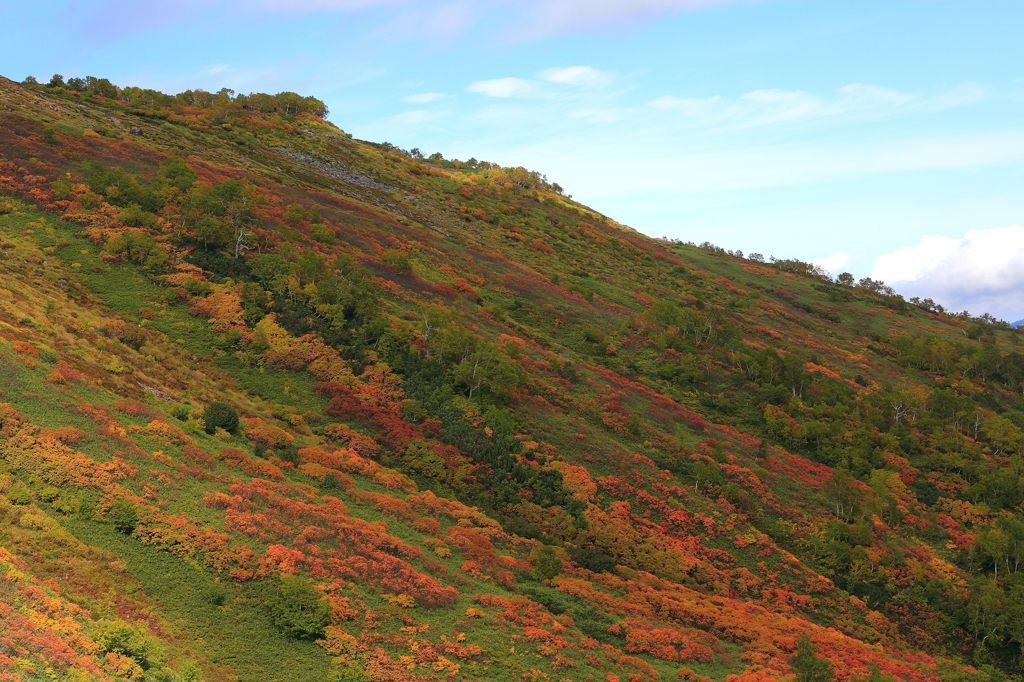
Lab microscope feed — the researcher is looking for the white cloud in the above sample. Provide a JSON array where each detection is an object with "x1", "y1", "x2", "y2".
[
  {"x1": 872, "y1": 235, "x2": 961, "y2": 282},
  {"x1": 203, "y1": 63, "x2": 230, "y2": 75},
  {"x1": 870, "y1": 226, "x2": 1024, "y2": 319},
  {"x1": 465, "y1": 65, "x2": 612, "y2": 102},
  {"x1": 404, "y1": 92, "x2": 444, "y2": 103},
  {"x1": 739, "y1": 88, "x2": 821, "y2": 123},
  {"x1": 646, "y1": 82, "x2": 953, "y2": 130},
  {"x1": 831, "y1": 82, "x2": 913, "y2": 111},
  {"x1": 467, "y1": 77, "x2": 533, "y2": 98},
  {"x1": 647, "y1": 87, "x2": 827, "y2": 127},
  {"x1": 539, "y1": 65, "x2": 610, "y2": 87},
  {"x1": 812, "y1": 251, "x2": 866, "y2": 274},
  {"x1": 920, "y1": 82, "x2": 988, "y2": 111}
]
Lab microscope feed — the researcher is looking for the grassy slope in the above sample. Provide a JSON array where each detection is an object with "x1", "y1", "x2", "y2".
[{"x1": 0, "y1": 75, "x2": 1021, "y2": 682}]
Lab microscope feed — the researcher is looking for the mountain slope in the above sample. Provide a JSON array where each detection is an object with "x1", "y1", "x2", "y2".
[{"x1": 0, "y1": 74, "x2": 1022, "y2": 682}]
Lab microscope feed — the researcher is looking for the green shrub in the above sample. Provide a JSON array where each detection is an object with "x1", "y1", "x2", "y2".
[
  {"x1": 204, "y1": 582, "x2": 228, "y2": 606},
  {"x1": 97, "y1": 621, "x2": 161, "y2": 671},
  {"x1": 51, "y1": 492, "x2": 81, "y2": 516},
  {"x1": 267, "y1": 574, "x2": 331, "y2": 640},
  {"x1": 568, "y1": 546, "x2": 616, "y2": 574},
  {"x1": 118, "y1": 204, "x2": 159, "y2": 229},
  {"x1": 400, "y1": 399, "x2": 426, "y2": 423},
  {"x1": 182, "y1": 277, "x2": 213, "y2": 297},
  {"x1": 214, "y1": 329, "x2": 242, "y2": 350},
  {"x1": 791, "y1": 634, "x2": 835, "y2": 682},
  {"x1": 310, "y1": 223, "x2": 335, "y2": 244},
  {"x1": 329, "y1": 661, "x2": 370, "y2": 682},
  {"x1": 203, "y1": 402, "x2": 239, "y2": 434},
  {"x1": 37, "y1": 485, "x2": 60, "y2": 502},
  {"x1": 109, "y1": 498, "x2": 138, "y2": 534},
  {"x1": 530, "y1": 546, "x2": 563, "y2": 581},
  {"x1": 278, "y1": 444, "x2": 300, "y2": 464},
  {"x1": 283, "y1": 203, "x2": 307, "y2": 224},
  {"x1": 381, "y1": 249, "x2": 412, "y2": 273},
  {"x1": 8, "y1": 485, "x2": 31, "y2": 505}
]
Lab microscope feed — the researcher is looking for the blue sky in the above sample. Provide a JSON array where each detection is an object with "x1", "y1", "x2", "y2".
[{"x1": 9, "y1": 0, "x2": 1024, "y2": 319}]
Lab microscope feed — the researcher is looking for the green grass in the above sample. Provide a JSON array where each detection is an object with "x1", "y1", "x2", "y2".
[
  {"x1": 215, "y1": 355, "x2": 328, "y2": 417},
  {"x1": 50, "y1": 122, "x2": 86, "y2": 135},
  {"x1": 57, "y1": 517, "x2": 332, "y2": 682}
]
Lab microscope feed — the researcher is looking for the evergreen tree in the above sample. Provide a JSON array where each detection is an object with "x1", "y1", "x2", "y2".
[{"x1": 791, "y1": 634, "x2": 835, "y2": 682}]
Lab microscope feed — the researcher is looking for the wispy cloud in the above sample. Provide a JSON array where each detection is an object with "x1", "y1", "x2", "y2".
[
  {"x1": 918, "y1": 82, "x2": 988, "y2": 111},
  {"x1": 647, "y1": 83, "x2": 987, "y2": 133},
  {"x1": 736, "y1": 88, "x2": 822, "y2": 124},
  {"x1": 649, "y1": 89, "x2": 821, "y2": 128},
  {"x1": 404, "y1": 92, "x2": 445, "y2": 103},
  {"x1": 467, "y1": 77, "x2": 534, "y2": 98},
  {"x1": 871, "y1": 226, "x2": 1024, "y2": 319},
  {"x1": 467, "y1": 65, "x2": 613, "y2": 100},
  {"x1": 647, "y1": 82, "x2": 949, "y2": 130},
  {"x1": 831, "y1": 82, "x2": 913, "y2": 110},
  {"x1": 539, "y1": 65, "x2": 612, "y2": 87}
]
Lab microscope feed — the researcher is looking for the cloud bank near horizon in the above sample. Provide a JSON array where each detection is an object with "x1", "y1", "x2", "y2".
[{"x1": 869, "y1": 226, "x2": 1024, "y2": 321}]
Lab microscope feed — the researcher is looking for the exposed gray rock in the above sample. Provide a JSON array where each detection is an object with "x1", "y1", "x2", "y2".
[{"x1": 274, "y1": 146, "x2": 396, "y2": 191}]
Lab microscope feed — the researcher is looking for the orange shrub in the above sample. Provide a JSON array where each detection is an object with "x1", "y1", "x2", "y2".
[
  {"x1": 11, "y1": 341, "x2": 39, "y2": 357},
  {"x1": 113, "y1": 400, "x2": 154, "y2": 417},
  {"x1": 215, "y1": 447, "x2": 284, "y2": 480},
  {"x1": 244, "y1": 421, "x2": 294, "y2": 450},
  {"x1": 46, "y1": 362, "x2": 82, "y2": 384},
  {"x1": 323, "y1": 423, "x2": 380, "y2": 458},
  {"x1": 145, "y1": 420, "x2": 189, "y2": 445},
  {"x1": 183, "y1": 443, "x2": 213, "y2": 466},
  {"x1": 531, "y1": 239, "x2": 555, "y2": 255},
  {"x1": 36, "y1": 426, "x2": 89, "y2": 445}
]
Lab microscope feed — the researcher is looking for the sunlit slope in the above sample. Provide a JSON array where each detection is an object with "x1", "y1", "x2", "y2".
[{"x1": 0, "y1": 74, "x2": 1022, "y2": 682}]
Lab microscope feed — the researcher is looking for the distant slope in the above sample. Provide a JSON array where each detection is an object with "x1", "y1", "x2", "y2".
[{"x1": 0, "y1": 73, "x2": 1021, "y2": 682}]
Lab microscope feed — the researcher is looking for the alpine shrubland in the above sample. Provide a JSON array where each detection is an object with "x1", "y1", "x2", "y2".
[{"x1": 0, "y1": 73, "x2": 1023, "y2": 682}]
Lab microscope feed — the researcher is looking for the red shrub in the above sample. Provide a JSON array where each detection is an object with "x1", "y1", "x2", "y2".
[{"x1": 113, "y1": 400, "x2": 154, "y2": 417}]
